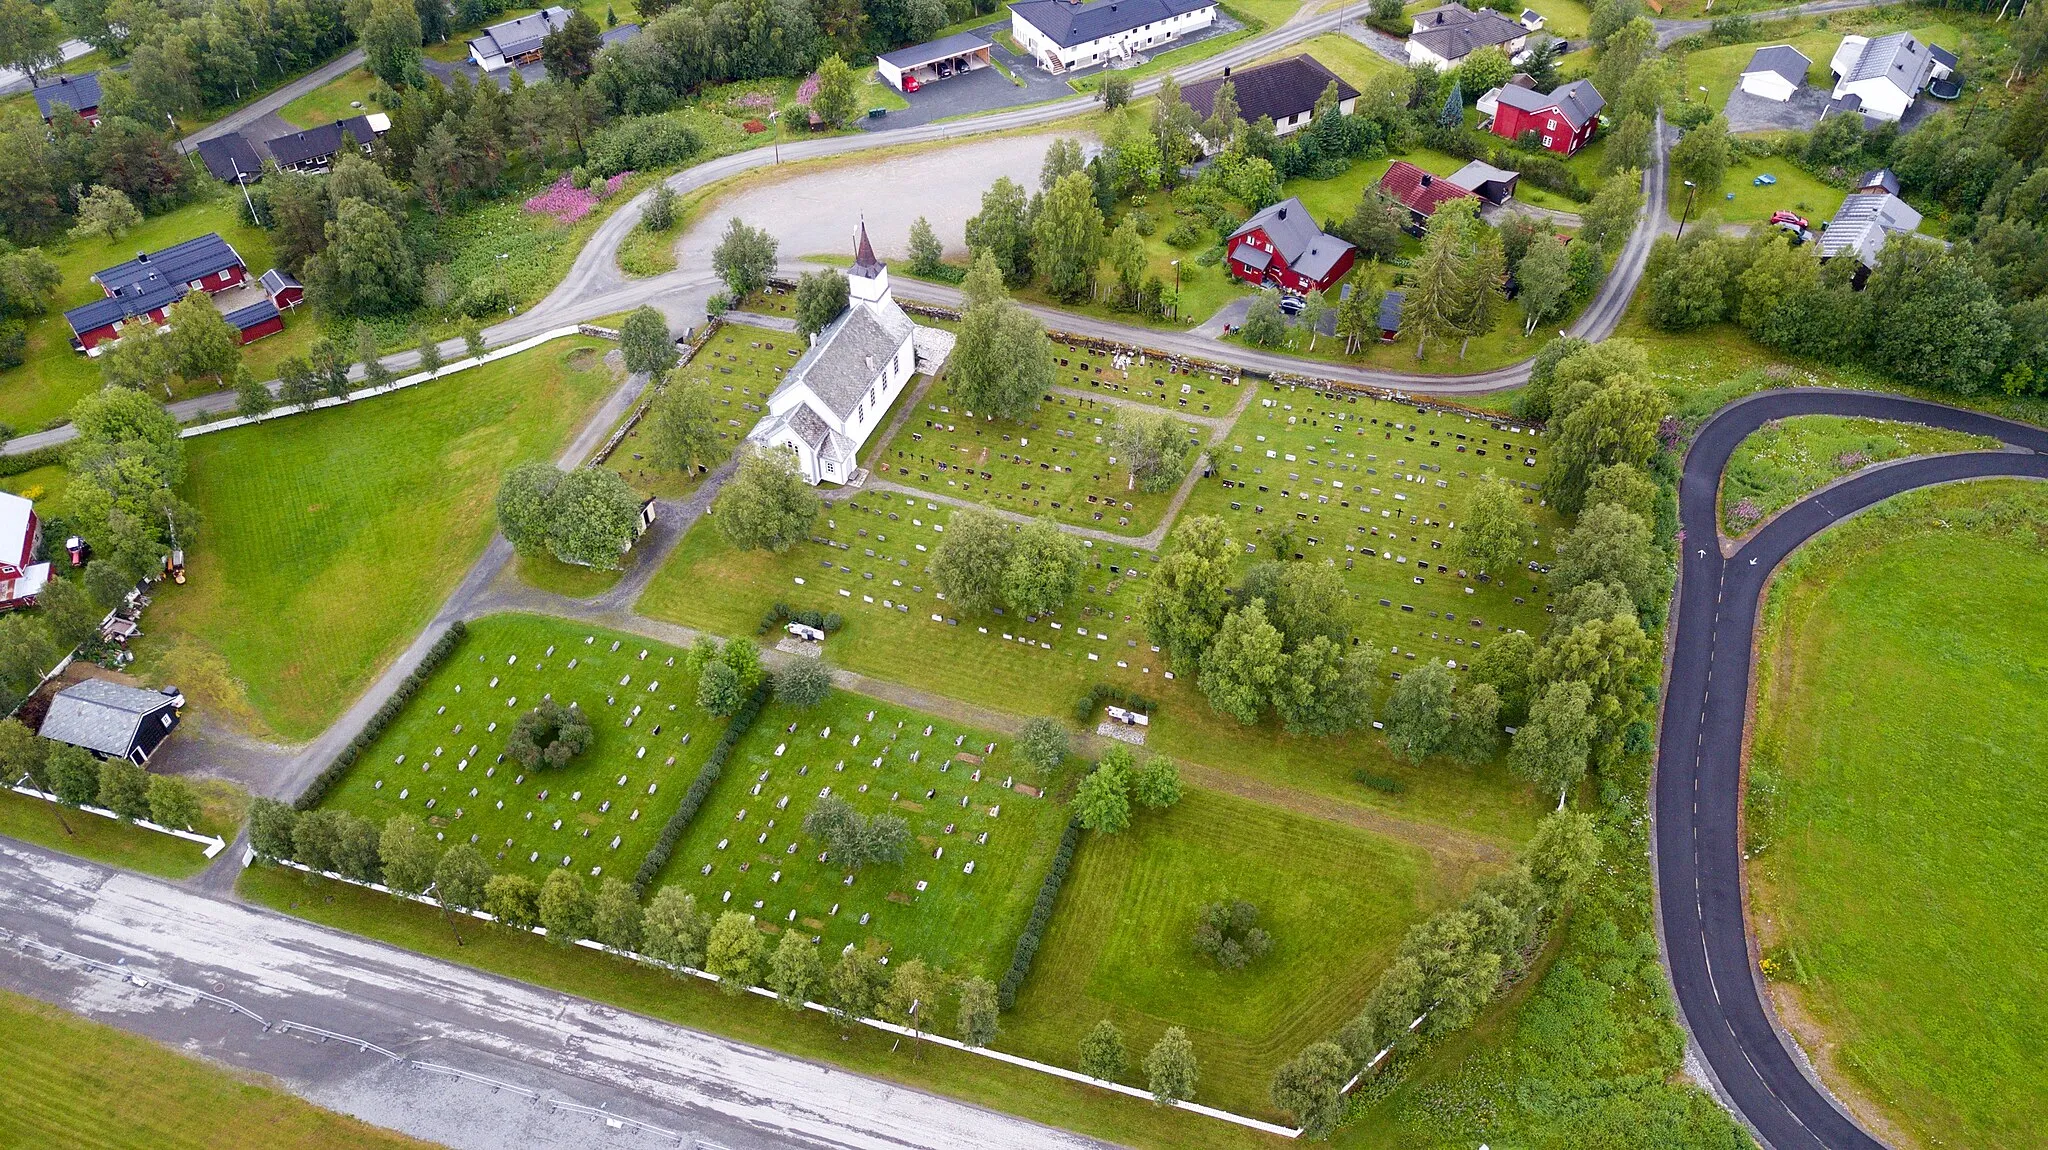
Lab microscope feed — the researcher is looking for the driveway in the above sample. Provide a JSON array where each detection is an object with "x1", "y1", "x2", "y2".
[{"x1": 871, "y1": 24, "x2": 1074, "y2": 131}]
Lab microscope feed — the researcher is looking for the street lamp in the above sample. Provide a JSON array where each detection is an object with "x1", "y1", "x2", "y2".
[
  {"x1": 1170, "y1": 259, "x2": 1181, "y2": 321},
  {"x1": 1675, "y1": 179, "x2": 1698, "y2": 242}
]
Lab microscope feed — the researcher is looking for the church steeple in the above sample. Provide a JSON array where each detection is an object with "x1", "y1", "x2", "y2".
[{"x1": 847, "y1": 216, "x2": 891, "y2": 304}]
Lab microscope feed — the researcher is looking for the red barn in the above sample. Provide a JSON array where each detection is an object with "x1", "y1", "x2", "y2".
[
  {"x1": 1489, "y1": 79, "x2": 1604, "y2": 156},
  {"x1": 1224, "y1": 197, "x2": 1358, "y2": 294},
  {"x1": 64, "y1": 234, "x2": 249, "y2": 352},
  {"x1": 0, "y1": 492, "x2": 51, "y2": 614},
  {"x1": 1378, "y1": 161, "x2": 1476, "y2": 228}
]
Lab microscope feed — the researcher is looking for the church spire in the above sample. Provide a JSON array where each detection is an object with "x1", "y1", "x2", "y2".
[{"x1": 851, "y1": 217, "x2": 884, "y2": 280}]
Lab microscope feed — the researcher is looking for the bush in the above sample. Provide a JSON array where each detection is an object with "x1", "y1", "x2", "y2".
[
  {"x1": 505, "y1": 698, "x2": 594, "y2": 769},
  {"x1": 633, "y1": 683, "x2": 770, "y2": 892},
  {"x1": 996, "y1": 818, "x2": 1084, "y2": 1009},
  {"x1": 295, "y1": 622, "x2": 466, "y2": 810},
  {"x1": 586, "y1": 115, "x2": 700, "y2": 177},
  {"x1": 1072, "y1": 684, "x2": 1157, "y2": 725},
  {"x1": 1192, "y1": 898, "x2": 1274, "y2": 970}
]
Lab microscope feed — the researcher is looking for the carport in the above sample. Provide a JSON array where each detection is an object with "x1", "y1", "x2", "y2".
[{"x1": 877, "y1": 32, "x2": 994, "y2": 92}]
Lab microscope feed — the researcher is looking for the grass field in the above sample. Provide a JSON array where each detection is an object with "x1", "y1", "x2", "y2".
[
  {"x1": 599, "y1": 321, "x2": 781, "y2": 500},
  {"x1": 314, "y1": 615, "x2": 725, "y2": 882},
  {"x1": 130, "y1": 339, "x2": 618, "y2": 740},
  {"x1": 1749, "y1": 480, "x2": 2048, "y2": 1150},
  {"x1": 649, "y1": 693, "x2": 1074, "y2": 977},
  {"x1": 513, "y1": 552, "x2": 625, "y2": 598},
  {"x1": 239, "y1": 863, "x2": 1298, "y2": 1150},
  {"x1": 0, "y1": 191, "x2": 320, "y2": 434},
  {"x1": 0, "y1": 779, "x2": 244, "y2": 881},
  {"x1": 1673, "y1": 155, "x2": 1845, "y2": 232},
  {"x1": 1719, "y1": 415, "x2": 1999, "y2": 534},
  {"x1": 0, "y1": 988, "x2": 430, "y2": 1149},
  {"x1": 874, "y1": 378, "x2": 1206, "y2": 536},
  {"x1": 279, "y1": 68, "x2": 383, "y2": 129},
  {"x1": 1003, "y1": 787, "x2": 1448, "y2": 1117}
]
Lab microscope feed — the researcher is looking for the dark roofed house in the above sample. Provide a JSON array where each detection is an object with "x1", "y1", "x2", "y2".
[
  {"x1": 264, "y1": 113, "x2": 387, "y2": 173},
  {"x1": 38, "y1": 679, "x2": 184, "y2": 764},
  {"x1": 1855, "y1": 167, "x2": 1901, "y2": 195},
  {"x1": 469, "y1": 5, "x2": 572, "y2": 71},
  {"x1": 197, "y1": 132, "x2": 264, "y2": 184},
  {"x1": 1182, "y1": 55, "x2": 1358, "y2": 153},
  {"x1": 1225, "y1": 196, "x2": 1357, "y2": 293},
  {"x1": 1447, "y1": 160, "x2": 1520, "y2": 204},
  {"x1": 33, "y1": 72, "x2": 101, "y2": 124},
  {"x1": 1008, "y1": 0, "x2": 1218, "y2": 74},
  {"x1": 1738, "y1": 44, "x2": 1812, "y2": 101},
  {"x1": 1378, "y1": 160, "x2": 1476, "y2": 226},
  {"x1": 1407, "y1": 4, "x2": 1528, "y2": 70},
  {"x1": 64, "y1": 233, "x2": 249, "y2": 352},
  {"x1": 1377, "y1": 289, "x2": 1404, "y2": 342}
]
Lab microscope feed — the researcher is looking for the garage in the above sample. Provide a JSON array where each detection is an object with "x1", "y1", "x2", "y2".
[{"x1": 877, "y1": 32, "x2": 995, "y2": 93}]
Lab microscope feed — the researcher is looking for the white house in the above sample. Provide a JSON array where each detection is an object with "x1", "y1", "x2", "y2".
[
  {"x1": 746, "y1": 223, "x2": 954, "y2": 486},
  {"x1": 1828, "y1": 31, "x2": 1951, "y2": 123},
  {"x1": 469, "y1": 6, "x2": 570, "y2": 72},
  {"x1": 1008, "y1": 0, "x2": 1217, "y2": 74},
  {"x1": 1738, "y1": 44, "x2": 1811, "y2": 101},
  {"x1": 1407, "y1": 3, "x2": 1528, "y2": 71}
]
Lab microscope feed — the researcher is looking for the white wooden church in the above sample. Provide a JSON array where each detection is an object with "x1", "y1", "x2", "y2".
[{"x1": 747, "y1": 223, "x2": 954, "y2": 485}]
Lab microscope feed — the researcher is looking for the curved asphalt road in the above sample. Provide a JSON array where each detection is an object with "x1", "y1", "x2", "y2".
[{"x1": 1657, "y1": 389, "x2": 2048, "y2": 1150}]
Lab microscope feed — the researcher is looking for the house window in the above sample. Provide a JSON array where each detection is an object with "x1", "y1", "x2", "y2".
[{"x1": 1541, "y1": 135, "x2": 1553, "y2": 148}]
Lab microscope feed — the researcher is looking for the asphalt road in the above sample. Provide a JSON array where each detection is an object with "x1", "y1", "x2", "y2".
[
  {"x1": 1656, "y1": 389, "x2": 2048, "y2": 1150},
  {"x1": 0, "y1": 838, "x2": 1109, "y2": 1150}
]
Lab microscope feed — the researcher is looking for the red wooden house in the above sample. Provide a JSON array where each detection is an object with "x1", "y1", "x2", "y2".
[
  {"x1": 0, "y1": 491, "x2": 51, "y2": 613},
  {"x1": 64, "y1": 234, "x2": 250, "y2": 352},
  {"x1": 1224, "y1": 197, "x2": 1358, "y2": 294},
  {"x1": 1489, "y1": 79, "x2": 1604, "y2": 156}
]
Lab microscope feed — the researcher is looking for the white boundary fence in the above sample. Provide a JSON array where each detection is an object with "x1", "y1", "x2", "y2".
[
  {"x1": 9, "y1": 782, "x2": 227, "y2": 857},
  {"x1": 252, "y1": 853, "x2": 1304, "y2": 1139},
  {"x1": 180, "y1": 326, "x2": 589, "y2": 441}
]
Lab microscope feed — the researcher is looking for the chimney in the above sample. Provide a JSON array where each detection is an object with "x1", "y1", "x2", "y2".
[
  {"x1": 1223, "y1": 65, "x2": 1231, "y2": 76},
  {"x1": 136, "y1": 251, "x2": 149, "y2": 262},
  {"x1": 1419, "y1": 173, "x2": 1433, "y2": 187}
]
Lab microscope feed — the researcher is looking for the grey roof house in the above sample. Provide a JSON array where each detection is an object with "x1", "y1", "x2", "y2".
[
  {"x1": 468, "y1": 6, "x2": 573, "y2": 71},
  {"x1": 38, "y1": 679, "x2": 184, "y2": 764},
  {"x1": 1818, "y1": 188, "x2": 1923, "y2": 269}
]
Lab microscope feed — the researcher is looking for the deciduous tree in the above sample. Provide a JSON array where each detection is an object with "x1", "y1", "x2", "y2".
[
  {"x1": 1141, "y1": 515, "x2": 1235, "y2": 665},
  {"x1": 1458, "y1": 471, "x2": 1532, "y2": 578},
  {"x1": 705, "y1": 911, "x2": 765, "y2": 993},
  {"x1": 434, "y1": 843, "x2": 492, "y2": 910},
  {"x1": 957, "y1": 975, "x2": 999, "y2": 1047},
  {"x1": 711, "y1": 217, "x2": 777, "y2": 298},
  {"x1": 811, "y1": 54, "x2": 858, "y2": 128},
  {"x1": 546, "y1": 466, "x2": 644, "y2": 569},
  {"x1": 1510, "y1": 679, "x2": 1595, "y2": 795},
  {"x1": 1145, "y1": 1027, "x2": 1199, "y2": 1104},
  {"x1": 1002, "y1": 517, "x2": 1083, "y2": 617},
  {"x1": 1081, "y1": 1019, "x2": 1127, "y2": 1080},
  {"x1": 767, "y1": 927, "x2": 824, "y2": 1008},
  {"x1": 641, "y1": 887, "x2": 709, "y2": 968},
  {"x1": 620, "y1": 306, "x2": 674, "y2": 375},
  {"x1": 715, "y1": 449, "x2": 819, "y2": 552},
  {"x1": 793, "y1": 268, "x2": 849, "y2": 338},
  {"x1": 927, "y1": 508, "x2": 1013, "y2": 613},
  {"x1": 1382, "y1": 659, "x2": 1457, "y2": 763},
  {"x1": 378, "y1": 813, "x2": 440, "y2": 894},
  {"x1": 1105, "y1": 408, "x2": 1192, "y2": 494},
  {"x1": 1270, "y1": 1041, "x2": 1352, "y2": 1137},
  {"x1": 1073, "y1": 750, "x2": 1132, "y2": 834},
  {"x1": 1199, "y1": 598, "x2": 1285, "y2": 724}
]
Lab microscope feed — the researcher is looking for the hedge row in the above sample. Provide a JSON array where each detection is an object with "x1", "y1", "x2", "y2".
[
  {"x1": 0, "y1": 444, "x2": 64, "y2": 478},
  {"x1": 632, "y1": 681, "x2": 772, "y2": 893},
  {"x1": 755, "y1": 601, "x2": 846, "y2": 637},
  {"x1": 294, "y1": 621, "x2": 468, "y2": 811},
  {"x1": 996, "y1": 817, "x2": 1084, "y2": 1010},
  {"x1": 1072, "y1": 683, "x2": 1157, "y2": 725}
]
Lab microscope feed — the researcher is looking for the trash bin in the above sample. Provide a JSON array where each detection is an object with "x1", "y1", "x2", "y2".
[{"x1": 867, "y1": 107, "x2": 887, "y2": 119}]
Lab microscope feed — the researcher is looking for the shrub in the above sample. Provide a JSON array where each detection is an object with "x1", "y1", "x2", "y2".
[
  {"x1": 1192, "y1": 898, "x2": 1274, "y2": 970},
  {"x1": 633, "y1": 684, "x2": 770, "y2": 892},
  {"x1": 996, "y1": 818, "x2": 1084, "y2": 1009},
  {"x1": 586, "y1": 115, "x2": 699, "y2": 177},
  {"x1": 504, "y1": 698, "x2": 594, "y2": 769}
]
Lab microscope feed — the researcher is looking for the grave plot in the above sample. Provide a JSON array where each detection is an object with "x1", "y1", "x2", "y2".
[
  {"x1": 875, "y1": 381, "x2": 1205, "y2": 536},
  {"x1": 1177, "y1": 383, "x2": 1561, "y2": 671},
  {"x1": 641, "y1": 491, "x2": 1170, "y2": 722},
  {"x1": 604, "y1": 323, "x2": 790, "y2": 499},
  {"x1": 315, "y1": 615, "x2": 723, "y2": 882},
  {"x1": 649, "y1": 694, "x2": 1073, "y2": 976},
  {"x1": 1042, "y1": 337, "x2": 1240, "y2": 416}
]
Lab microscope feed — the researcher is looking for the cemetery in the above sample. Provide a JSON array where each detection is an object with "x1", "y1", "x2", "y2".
[
  {"x1": 1178, "y1": 383, "x2": 1561, "y2": 660},
  {"x1": 602, "y1": 322, "x2": 791, "y2": 500},
  {"x1": 314, "y1": 616, "x2": 726, "y2": 882},
  {"x1": 648, "y1": 693, "x2": 1074, "y2": 976},
  {"x1": 874, "y1": 378, "x2": 1208, "y2": 536}
]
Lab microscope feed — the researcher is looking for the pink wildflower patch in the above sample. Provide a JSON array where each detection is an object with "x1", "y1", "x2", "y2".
[
  {"x1": 795, "y1": 72, "x2": 820, "y2": 104},
  {"x1": 525, "y1": 174, "x2": 598, "y2": 224}
]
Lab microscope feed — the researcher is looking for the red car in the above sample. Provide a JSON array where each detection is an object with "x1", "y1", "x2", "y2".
[
  {"x1": 901, "y1": 74, "x2": 920, "y2": 92},
  {"x1": 1768, "y1": 210, "x2": 1809, "y2": 230}
]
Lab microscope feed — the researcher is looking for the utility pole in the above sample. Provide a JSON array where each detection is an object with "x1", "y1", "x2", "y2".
[{"x1": 1675, "y1": 179, "x2": 1697, "y2": 241}]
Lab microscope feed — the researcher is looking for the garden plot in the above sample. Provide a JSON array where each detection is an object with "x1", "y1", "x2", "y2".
[
  {"x1": 875, "y1": 384, "x2": 1206, "y2": 536},
  {"x1": 1178, "y1": 384, "x2": 1560, "y2": 666},
  {"x1": 652, "y1": 695, "x2": 1073, "y2": 976},
  {"x1": 316, "y1": 616, "x2": 722, "y2": 883},
  {"x1": 604, "y1": 322, "x2": 791, "y2": 499}
]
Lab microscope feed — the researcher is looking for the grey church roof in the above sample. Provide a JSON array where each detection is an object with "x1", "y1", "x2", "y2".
[
  {"x1": 774, "y1": 301, "x2": 915, "y2": 422},
  {"x1": 39, "y1": 679, "x2": 177, "y2": 758}
]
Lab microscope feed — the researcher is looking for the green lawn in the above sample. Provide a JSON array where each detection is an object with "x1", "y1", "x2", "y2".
[
  {"x1": 514, "y1": 552, "x2": 625, "y2": 598},
  {"x1": 0, "y1": 781, "x2": 240, "y2": 881},
  {"x1": 0, "y1": 988, "x2": 431, "y2": 1150},
  {"x1": 1676, "y1": 21, "x2": 1961, "y2": 116},
  {"x1": 238, "y1": 862, "x2": 1297, "y2": 1150},
  {"x1": 279, "y1": 68, "x2": 383, "y2": 129},
  {"x1": 1673, "y1": 155, "x2": 1845, "y2": 231},
  {"x1": 1749, "y1": 480, "x2": 2048, "y2": 1150},
  {"x1": 1249, "y1": 32, "x2": 1405, "y2": 88},
  {"x1": 599, "y1": 321, "x2": 778, "y2": 500},
  {"x1": 1003, "y1": 787, "x2": 1450, "y2": 1117},
  {"x1": 649, "y1": 692, "x2": 1075, "y2": 977},
  {"x1": 875, "y1": 379, "x2": 1204, "y2": 536},
  {"x1": 129, "y1": 339, "x2": 618, "y2": 740},
  {"x1": 315, "y1": 615, "x2": 726, "y2": 882},
  {"x1": 1719, "y1": 415, "x2": 1998, "y2": 535},
  {"x1": 0, "y1": 190, "x2": 320, "y2": 434}
]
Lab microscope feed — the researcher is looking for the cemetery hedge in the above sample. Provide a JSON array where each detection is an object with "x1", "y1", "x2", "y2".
[
  {"x1": 0, "y1": 446, "x2": 63, "y2": 479},
  {"x1": 633, "y1": 682, "x2": 772, "y2": 892},
  {"x1": 296, "y1": 622, "x2": 468, "y2": 811},
  {"x1": 997, "y1": 817, "x2": 1084, "y2": 1009}
]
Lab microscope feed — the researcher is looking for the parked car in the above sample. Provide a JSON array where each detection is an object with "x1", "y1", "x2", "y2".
[
  {"x1": 1768, "y1": 210, "x2": 1809, "y2": 230},
  {"x1": 901, "y1": 74, "x2": 920, "y2": 92},
  {"x1": 1278, "y1": 294, "x2": 1305, "y2": 316}
]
